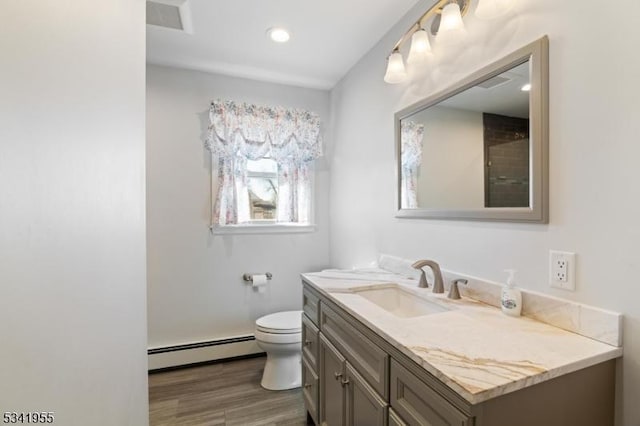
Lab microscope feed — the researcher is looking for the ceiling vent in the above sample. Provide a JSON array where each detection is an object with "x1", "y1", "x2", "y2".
[
  {"x1": 477, "y1": 75, "x2": 511, "y2": 89},
  {"x1": 146, "y1": 0, "x2": 192, "y2": 33}
]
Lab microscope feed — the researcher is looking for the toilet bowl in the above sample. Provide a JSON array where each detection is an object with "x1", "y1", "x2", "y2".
[{"x1": 255, "y1": 310, "x2": 303, "y2": 390}]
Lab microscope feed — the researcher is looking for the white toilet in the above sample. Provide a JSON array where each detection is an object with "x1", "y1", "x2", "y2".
[{"x1": 255, "y1": 310, "x2": 303, "y2": 390}]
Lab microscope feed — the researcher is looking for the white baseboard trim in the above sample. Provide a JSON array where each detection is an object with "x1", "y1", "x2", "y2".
[{"x1": 148, "y1": 335, "x2": 263, "y2": 371}]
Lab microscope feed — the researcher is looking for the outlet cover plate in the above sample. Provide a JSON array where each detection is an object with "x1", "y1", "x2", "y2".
[{"x1": 549, "y1": 250, "x2": 576, "y2": 291}]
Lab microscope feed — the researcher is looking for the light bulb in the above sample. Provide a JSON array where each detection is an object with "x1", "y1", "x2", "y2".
[
  {"x1": 475, "y1": 0, "x2": 513, "y2": 19},
  {"x1": 267, "y1": 27, "x2": 290, "y2": 43},
  {"x1": 407, "y1": 29, "x2": 432, "y2": 64},
  {"x1": 439, "y1": 2, "x2": 465, "y2": 32},
  {"x1": 384, "y1": 51, "x2": 407, "y2": 84},
  {"x1": 521, "y1": 83, "x2": 531, "y2": 92}
]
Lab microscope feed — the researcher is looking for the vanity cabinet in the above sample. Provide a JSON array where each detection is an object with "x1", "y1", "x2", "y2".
[
  {"x1": 303, "y1": 284, "x2": 468, "y2": 426},
  {"x1": 301, "y1": 281, "x2": 616, "y2": 426}
]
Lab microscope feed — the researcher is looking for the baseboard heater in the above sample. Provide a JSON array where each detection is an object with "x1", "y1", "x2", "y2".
[{"x1": 148, "y1": 335, "x2": 263, "y2": 371}]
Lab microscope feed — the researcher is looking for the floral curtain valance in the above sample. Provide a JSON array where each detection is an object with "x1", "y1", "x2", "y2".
[
  {"x1": 205, "y1": 100, "x2": 322, "y2": 164},
  {"x1": 205, "y1": 100, "x2": 323, "y2": 226}
]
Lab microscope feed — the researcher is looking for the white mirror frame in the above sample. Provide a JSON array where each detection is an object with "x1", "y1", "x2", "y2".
[{"x1": 395, "y1": 36, "x2": 549, "y2": 223}]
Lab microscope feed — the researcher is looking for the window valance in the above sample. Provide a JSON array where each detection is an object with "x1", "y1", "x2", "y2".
[{"x1": 205, "y1": 100, "x2": 322, "y2": 164}]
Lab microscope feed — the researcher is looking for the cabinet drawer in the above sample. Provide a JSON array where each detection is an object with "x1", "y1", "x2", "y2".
[
  {"x1": 302, "y1": 314, "x2": 320, "y2": 372},
  {"x1": 390, "y1": 359, "x2": 473, "y2": 426},
  {"x1": 303, "y1": 285, "x2": 320, "y2": 326},
  {"x1": 302, "y1": 357, "x2": 319, "y2": 425},
  {"x1": 320, "y1": 303, "x2": 389, "y2": 399}
]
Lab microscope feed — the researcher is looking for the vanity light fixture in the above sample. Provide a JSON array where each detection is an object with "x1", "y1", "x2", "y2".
[
  {"x1": 267, "y1": 27, "x2": 290, "y2": 43},
  {"x1": 384, "y1": 0, "x2": 513, "y2": 84},
  {"x1": 521, "y1": 83, "x2": 531, "y2": 91}
]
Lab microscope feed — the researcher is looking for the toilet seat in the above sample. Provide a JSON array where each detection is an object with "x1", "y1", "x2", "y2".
[
  {"x1": 255, "y1": 311, "x2": 302, "y2": 334},
  {"x1": 255, "y1": 329, "x2": 301, "y2": 344}
]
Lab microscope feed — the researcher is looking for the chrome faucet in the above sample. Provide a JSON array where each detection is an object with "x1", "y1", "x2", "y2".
[{"x1": 411, "y1": 260, "x2": 445, "y2": 293}]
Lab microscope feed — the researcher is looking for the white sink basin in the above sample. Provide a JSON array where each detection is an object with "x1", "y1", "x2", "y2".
[{"x1": 352, "y1": 285, "x2": 449, "y2": 318}]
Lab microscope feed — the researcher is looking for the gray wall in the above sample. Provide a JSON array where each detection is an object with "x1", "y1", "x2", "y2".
[
  {"x1": 328, "y1": 0, "x2": 640, "y2": 424},
  {"x1": 0, "y1": 1, "x2": 148, "y2": 424},
  {"x1": 146, "y1": 65, "x2": 331, "y2": 351},
  {"x1": 412, "y1": 106, "x2": 484, "y2": 208}
]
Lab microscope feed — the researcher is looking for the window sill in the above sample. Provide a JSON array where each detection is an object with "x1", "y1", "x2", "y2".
[{"x1": 210, "y1": 223, "x2": 317, "y2": 235}]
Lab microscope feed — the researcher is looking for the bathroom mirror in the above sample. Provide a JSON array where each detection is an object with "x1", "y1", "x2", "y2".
[{"x1": 395, "y1": 36, "x2": 548, "y2": 223}]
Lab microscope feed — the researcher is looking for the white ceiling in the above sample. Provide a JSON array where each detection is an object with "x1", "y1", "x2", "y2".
[{"x1": 146, "y1": 0, "x2": 421, "y2": 90}]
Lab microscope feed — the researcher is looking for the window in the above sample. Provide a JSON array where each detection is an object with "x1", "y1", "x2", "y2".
[
  {"x1": 247, "y1": 158, "x2": 278, "y2": 221},
  {"x1": 205, "y1": 100, "x2": 322, "y2": 232}
]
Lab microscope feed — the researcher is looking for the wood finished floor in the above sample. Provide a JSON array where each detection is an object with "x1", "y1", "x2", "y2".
[{"x1": 149, "y1": 356, "x2": 311, "y2": 426}]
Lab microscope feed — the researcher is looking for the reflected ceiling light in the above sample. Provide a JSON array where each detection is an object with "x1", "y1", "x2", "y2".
[
  {"x1": 521, "y1": 83, "x2": 531, "y2": 91},
  {"x1": 407, "y1": 29, "x2": 432, "y2": 64},
  {"x1": 384, "y1": 50, "x2": 408, "y2": 84},
  {"x1": 383, "y1": 0, "x2": 515, "y2": 84},
  {"x1": 267, "y1": 27, "x2": 290, "y2": 43},
  {"x1": 475, "y1": 0, "x2": 513, "y2": 20}
]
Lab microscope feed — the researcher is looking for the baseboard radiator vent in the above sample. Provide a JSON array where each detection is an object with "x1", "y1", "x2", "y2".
[{"x1": 148, "y1": 335, "x2": 263, "y2": 371}]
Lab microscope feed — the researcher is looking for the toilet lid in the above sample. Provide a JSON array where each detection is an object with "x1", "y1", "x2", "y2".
[{"x1": 256, "y1": 311, "x2": 302, "y2": 334}]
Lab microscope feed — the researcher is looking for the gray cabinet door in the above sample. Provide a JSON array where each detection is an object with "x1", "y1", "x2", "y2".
[
  {"x1": 345, "y1": 362, "x2": 388, "y2": 426},
  {"x1": 389, "y1": 408, "x2": 408, "y2": 426},
  {"x1": 390, "y1": 359, "x2": 473, "y2": 426},
  {"x1": 320, "y1": 303, "x2": 389, "y2": 398},
  {"x1": 320, "y1": 334, "x2": 346, "y2": 426},
  {"x1": 303, "y1": 356, "x2": 320, "y2": 425}
]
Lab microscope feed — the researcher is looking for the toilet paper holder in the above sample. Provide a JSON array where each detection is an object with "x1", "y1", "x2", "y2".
[{"x1": 243, "y1": 272, "x2": 273, "y2": 282}]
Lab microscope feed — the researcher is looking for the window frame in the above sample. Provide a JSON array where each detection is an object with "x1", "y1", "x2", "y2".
[{"x1": 210, "y1": 157, "x2": 317, "y2": 235}]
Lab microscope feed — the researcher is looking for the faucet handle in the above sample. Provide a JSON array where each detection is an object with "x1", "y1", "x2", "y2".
[{"x1": 448, "y1": 278, "x2": 468, "y2": 300}]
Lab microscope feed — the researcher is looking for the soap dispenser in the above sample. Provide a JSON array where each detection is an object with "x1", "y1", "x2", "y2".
[{"x1": 501, "y1": 269, "x2": 522, "y2": 317}]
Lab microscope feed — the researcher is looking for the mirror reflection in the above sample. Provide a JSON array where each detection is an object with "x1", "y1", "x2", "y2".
[{"x1": 400, "y1": 60, "x2": 531, "y2": 210}]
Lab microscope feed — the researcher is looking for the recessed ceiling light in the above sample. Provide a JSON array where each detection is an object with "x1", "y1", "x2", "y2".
[
  {"x1": 267, "y1": 27, "x2": 290, "y2": 43},
  {"x1": 521, "y1": 83, "x2": 532, "y2": 92}
]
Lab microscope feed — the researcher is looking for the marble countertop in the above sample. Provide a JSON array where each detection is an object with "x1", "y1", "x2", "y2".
[{"x1": 302, "y1": 269, "x2": 623, "y2": 405}]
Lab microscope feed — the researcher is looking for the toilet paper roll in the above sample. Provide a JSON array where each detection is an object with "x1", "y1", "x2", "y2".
[{"x1": 252, "y1": 274, "x2": 268, "y2": 293}]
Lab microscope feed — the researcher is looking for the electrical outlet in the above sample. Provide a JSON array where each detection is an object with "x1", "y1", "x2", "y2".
[{"x1": 549, "y1": 250, "x2": 576, "y2": 291}]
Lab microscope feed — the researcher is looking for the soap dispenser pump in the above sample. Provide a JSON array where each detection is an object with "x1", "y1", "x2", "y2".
[{"x1": 501, "y1": 269, "x2": 522, "y2": 317}]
